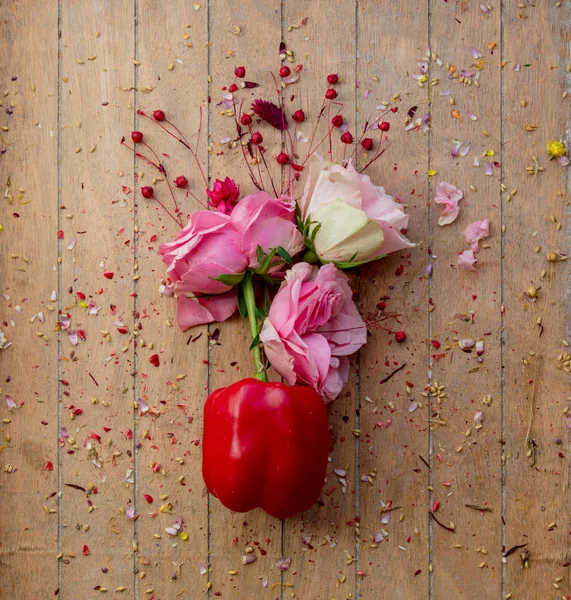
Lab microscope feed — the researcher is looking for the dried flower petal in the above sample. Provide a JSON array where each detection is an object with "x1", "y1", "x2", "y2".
[{"x1": 251, "y1": 99, "x2": 288, "y2": 131}]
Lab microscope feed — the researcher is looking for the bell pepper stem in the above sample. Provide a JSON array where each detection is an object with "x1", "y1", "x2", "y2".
[{"x1": 241, "y1": 271, "x2": 268, "y2": 382}]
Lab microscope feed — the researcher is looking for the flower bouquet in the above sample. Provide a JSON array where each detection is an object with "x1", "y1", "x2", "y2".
[{"x1": 123, "y1": 56, "x2": 413, "y2": 519}]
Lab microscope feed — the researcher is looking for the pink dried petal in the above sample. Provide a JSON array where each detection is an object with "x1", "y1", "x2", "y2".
[
  {"x1": 476, "y1": 339, "x2": 485, "y2": 356},
  {"x1": 451, "y1": 139, "x2": 461, "y2": 158},
  {"x1": 334, "y1": 468, "x2": 347, "y2": 477},
  {"x1": 409, "y1": 400, "x2": 419, "y2": 413},
  {"x1": 68, "y1": 330, "x2": 79, "y2": 346},
  {"x1": 558, "y1": 155, "x2": 569, "y2": 166},
  {"x1": 566, "y1": 413, "x2": 571, "y2": 429},
  {"x1": 199, "y1": 563, "x2": 207, "y2": 576},
  {"x1": 5, "y1": 394, "x2": 17, "y2": 410},
  {"x1": 471, "y1": 47, "x2": 482, "y2": 59},
  {"x1": 474, "y1": 410, "x2": 484, "y2": 426},
  {"x1": 460, "y1": 144, "x2": 471, "y2": 157},
  {"x1": 468, "y1": 111, "x2": 478, "y2": 121},
  {"x1": 373, "y1": 531, "x2": 385, "y2": 543},
  {"x1": 424, "y1": 263, "x2": 433, "y2": 277},
  {"x1": 275, "y1": 558, "x2": 291, "y2": 571},
  {"x1": 480, "y1": 3, "x2": 491, "y2": 15},
  {"x1": 434, "y1": 181, "x2": 462, "y2": 226},
  {"x1": 125, "y1": 505, "x2": 135, "y2": 520},
  {"x1": 463, "y1": 219, "x2": 489, "y2": 253},
  {"x1": 165, "y1": 527, "x2": 178, "y2": 536},
  {"x1": 67, "y1": 238, "x2": 76, "y2": 250},
  {"x1": 381, "y1": 510, "x2": 390, "y2": 525},
  {"x1": 484, "y1": 161, "x2": 493, "y2": 176},
  {"x1": 459, "y1": 337, "x2": 476, "y2": 351},
  {"x1": 137, "y1": 397, "x2": 149, "y2": 415},
  {"x1": 458, "y1": 250, "x2": 478, "y2": 271},
  {"x1": 241, "y1": 554, "x2": 257, "y2": 565}
]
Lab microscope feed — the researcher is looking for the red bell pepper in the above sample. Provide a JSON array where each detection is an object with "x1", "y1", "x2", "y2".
[{"x1": 202, "y1": 377, "x2": 329, "y2": 519}]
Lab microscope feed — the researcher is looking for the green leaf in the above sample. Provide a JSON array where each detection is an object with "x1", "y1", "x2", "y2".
[
  {"x1": 237, "y1": 287, "x2": 247, "y2": 319},
  {"x1": 249, "y1": 333, "x2": 260, "y2": 351},
  {"x1": 276, "y1": 246, "x2": 293, "y2": 265},
  {"x1": 309, "y1": 222, "x2": 321, "y2": 244},
  {"x1": 254, "y1": 306, "x2": 266, "y2": 320},
  {"x1": 256, "y1": 247, "x2": 277, "y2": 275},
  {"x1": 333, "y1": 254, "x2": 386, "y2": 270},
  {"x1": 256, "y1": 245, "x2": 265, "y2": 266},
  {"x1": 212, "y1": 271, "x2": 246, "y2": 286}
]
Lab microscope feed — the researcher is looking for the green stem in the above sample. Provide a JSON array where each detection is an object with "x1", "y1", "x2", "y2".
[{"x1": 241, "y1": 271, "x2": 268, "y2": 382}]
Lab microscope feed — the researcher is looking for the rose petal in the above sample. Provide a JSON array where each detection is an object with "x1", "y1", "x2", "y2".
[{"x1": 458, "y1": 250, "x2": 478, "y2": 271}]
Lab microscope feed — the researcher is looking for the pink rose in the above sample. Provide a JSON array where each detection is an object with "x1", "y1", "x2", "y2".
[
  {"x1": 159, "y1": 211, "x2": 248, "y2": 329},
  {"x1": 434, "y1": 181, "x2": 463, "y2": 226},
  {"x1": 230, "y1": 192, "x2": 304, "y2": 270},
  {"x1": 299, "y1": 154, "x2": 413, "y2": 266},
  {"x1": 206, "y1": 177, "x2": 240, "y2": 214},
  {"x1": 259, "y1": 262, "x2": 367, "y2": 402}
]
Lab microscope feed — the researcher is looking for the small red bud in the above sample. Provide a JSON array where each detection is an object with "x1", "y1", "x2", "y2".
[
  {"x1": 292, "y1": 109, "x2": 305, "y2": 123},
  {"x1": 294, "y1": 64, "x2": 303, "y2": 73},
  {"x1": 131, "y1": 131, "x2": 143, "y2": 143},
  {"x1": 174, "y1": 176, "x2": 188, "y2": 188},
  {"x1": 153, "y1": 109, "x2": 165, "y2": 121},
  {"x1": 276, "y1": 152, "x2": 289, "y2": 165},
  {"x1": 228, "y1": 83, "x2": 238, "y2": 93},
  {"x1": 251, "y1": 132, "x2": 263, "y2": 145},
  {"x1": 279, "y1": 65, "x2": 291, "y2": 78},
  {"x1": 141, "y1": 186, "x2": 154, "y2": 199},
  {"x1": 361, "y1": 137, "x2": 374, "y2": 151},
  {"x1": 240, "y1": 113, "x2": 252, "y2": 126},
  {"x1": 340, "y1": 131, "x2": 353, "y2": 144},
  {"x1": 394, "y1": 331, "x2": 407, "y2": 343},
  {"x1": 376, "y1": 301, "x2": 386, "y2": 311},
  {"x1": 291, "y1": 163, "x2": 304, "y2": 172},
  {"x1": 379, "y1": 121, "x2": 391, "y2": 132},
  {"x1": 390, "y1": 107, "x2": 398, "y2": 113},
  {"x1": 234, "y1": 66, "x2": 246, "y2": 78},
  {"x1": 331, "y1": 115, "x2": 343, "y2": 128},
  {"x1": 327, "y1": 73, "x2": 339, "y2": 84},
  {"x1": 325, "y1": 88, "x2": 338, "y2": 100}
]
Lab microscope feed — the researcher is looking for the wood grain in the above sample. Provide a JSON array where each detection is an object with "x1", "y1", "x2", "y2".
[
  {"x1": 0, "y1": 1, "x2": 59, "y2": 597},
  {"x1": 208, "y1": 1, "x2": 284, "y2": 597},
  {"x1": 503, "y1": 2, "x2": 571, "y2": 598},
  {"x1": 357, "y1": 2, "x2": 430, "y2": 598},
  {"x1": 59, "y1": 1, "x2": 136, "y2": 596},
  {"x1": 281, "y1": 3, "x2": 359, "y2": 598},
  {"x1": 2, "y1": 2, "x2": 571, "y2": 598},
  {"x1": 429, "y1": 2, "x2": 503, "y2": 597},
  {"x1": 135, "y1": 2, "x2": 210, "y2": 597}
]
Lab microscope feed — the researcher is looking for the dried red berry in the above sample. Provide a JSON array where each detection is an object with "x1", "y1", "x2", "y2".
[
  {"x1": 251, "y1": 132, "x2": 263, "y2": 145},
  {"x1": 144, "y1": 493, "x2": 153, "y2": 504},
  {"x1": 174, "y1": 175, "x2": 188, "y2": 188},
  {"x1": 141, "y1": 186, "x2": 154, "y2": 199},
  {"x1": 240, "y1": 113, "x2": 252, "y2": 126},
  {"x1": 376, "y1": 301, "x2": 386, "y2": 310},
  {"x1": 276, "y1": 152, "x2": 289, "y2": 165},
  {"x1": 103, "y1": 272, "x2": 114, "y2": 280},
  {"x1": 292, "y1": 109, "x2": 305, "y2": 123},
  {"x1": 228, "y1": 83, "x2": 238, "y2": 93},
  {"x1": 379, "y1": 121, "x2": 391, "y2": 132},
  {"x1": 291, "y1": 163, "x2": 304, "y2": 172},
  {"x1": 340, "y1": 131, "x2": 353, "y2": 144},
  {"x1": 82, "y1": 544, "x2": 90, "y2": 556},
  {"x1": 234, "y1": 66, "x2": 246, "y2": 78},
  {"x1": 153, "y1": 109, "x2": 165, "y2": 121},
  {"x1": 279, "y1": 65, "x2": 291, "y2": 78},
  {"x1": 325, "y1": 88, "x2": 338, "y2": 100},
  {"x1": 131, "y1": 131, "x2": 143, "y2": 143},
  {"x1": 361, "y1": 138, "x2": 373, "y2": 151},
  {"x1": 394, "y1": 331, "x2": 407, "y2": 343},
  {"x1": 331, "y1": 115, "x2": 343, "y2": 128},
  {"x1": 432, "y1": 500, "x2": 440, "y2": 513},
  {"x1": 149, "y1": 354, "x2": 160, "y2": 367},
  {"x1": 327, "y1": 73, "x2": 339, "y2": 84},
  {"x1": 390, "y1": 107, "x2": 398, "y2": 113}
]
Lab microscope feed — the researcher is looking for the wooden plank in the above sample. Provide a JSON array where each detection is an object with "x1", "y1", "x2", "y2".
[
  {"x1": 503, "y1": 2, "x2": 571, "y2": 598},
  {"x1": 429, "y1": 2, "x2": 503, "y2": 597},
  {"x1": 134, "y1": 1, "x2": 210, "y2": 596},
  {"x1": 59, "y1": 1, "x2": 136, "y2": 596},
  {"x1": 0, "y1": 1, "x2": 59, "y2": 597},
  {"x1": 280, "y1": 2, "x2": 359, "y2": 598},
  {"x1": 357, "y1": 2, "x2": 430, "y2": 598},
  {"x1": 208, "y1": 1, "x2": 284, "y2": 596}
]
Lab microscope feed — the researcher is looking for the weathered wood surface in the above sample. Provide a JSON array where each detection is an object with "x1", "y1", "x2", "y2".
[{"x1": 1, "y1": 1, "x2": 570, "y2": 599}]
